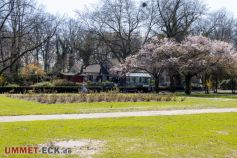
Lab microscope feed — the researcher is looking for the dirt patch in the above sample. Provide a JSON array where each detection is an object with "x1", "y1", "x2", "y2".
[
  {"x1": 216, "y1": 130, "x2": 229, "y2": 135},
  {"x1": 225, "y1": 150, "x2": 237, "y2": 158},
  {"x1": 40, "y1": 139, "x2": 105, "y2": 158}
]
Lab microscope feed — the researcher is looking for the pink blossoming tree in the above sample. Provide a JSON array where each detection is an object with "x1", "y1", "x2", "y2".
[
  {"x1": 111, "y1": 35, "x2": 237, "y2": 94},
  {"x1": 111, "y1": 37, "x2": 180, "y2": 93}
]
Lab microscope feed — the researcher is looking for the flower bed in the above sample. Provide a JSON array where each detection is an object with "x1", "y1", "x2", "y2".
[{"x1": 6, "y1": 93, "x2": 185, "y2": 104}]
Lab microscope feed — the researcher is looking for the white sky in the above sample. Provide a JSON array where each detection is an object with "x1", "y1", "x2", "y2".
[
  {"x1": 37, "y1": 0, "x2": 237, "y2": 17},
  {"x1": 37, "y1": 0, "x2": 99, "y2": 17}
]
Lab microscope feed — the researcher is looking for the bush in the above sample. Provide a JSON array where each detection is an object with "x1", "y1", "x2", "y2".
[
  {"x1": 52, "y1": 79, "x2": 76, "y2": 86},
  {"x1": 102, "y1": 81, "x2": 114, "y2": 85},
  {"x1": 0, "y1": 86, "x2": 83, "y2": 94},
  {"x1": 220, "y1": 80, "x2": 235, "y2": 90},
  {"x1": 0, "y1": 74, "x2": 7, "y2": 86},
  {"x1": 5, "y1": 83, "x2": 20, "y2": 87},
  {"x1": 32, "y1": 82, "x2": 54, "y2": 87},
  {"x1": 21, "y1": 63, "x2": 45, "y2": 81}
]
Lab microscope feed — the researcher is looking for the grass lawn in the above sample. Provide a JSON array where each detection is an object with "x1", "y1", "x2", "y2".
[
  {"x1": 176, "y1": 92, "x2": 237, "y2": 99},
  {"x1": 0, "y1": 113, "x2": 236, "y2": 157},
  {"x1": 0, "y1": 95, "x2": 237, "y2": 116}
]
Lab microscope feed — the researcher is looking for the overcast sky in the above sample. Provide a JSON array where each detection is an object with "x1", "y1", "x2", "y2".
[{"x1": 37, "y1": 0, "x2": 237, "y2": 17}]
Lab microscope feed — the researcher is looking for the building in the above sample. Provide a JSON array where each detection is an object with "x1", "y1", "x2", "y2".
[
  {"x1": 60, "y1": 63, "x2": 110, "y2": 83},
  {"x1": 60, "y1": 59, "x2": 202, "y2": 89}
]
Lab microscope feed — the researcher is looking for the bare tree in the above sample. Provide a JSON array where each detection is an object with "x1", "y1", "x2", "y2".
[
  {"x1": 78, "y1": 0, "x2": 156, "y2": 62},
  {"x1": 155, "y1": 0, "x2": 205, "y2": 42},
  {"x1": 0, "y1": 0, "x2": 58, "y2": 81},
  {"x1": 196, "y1": 9, "x2": 235, "y2": 42},
  {"x1": 37, "y1": 13, "x2": 58, "y2": 74},
  {"x1": 53, "y1": 19, "x2": 83, "y2": 74},
  {"x1": 0, "y1": 0, "x2": 15, "y2": 32}
]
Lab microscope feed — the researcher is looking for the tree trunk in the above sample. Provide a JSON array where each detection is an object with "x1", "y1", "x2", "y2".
[
  {"x1": 68, "y1": 49, "x2": 75, "y2": 71},
  {"x1": 204, "y1": 74, "x2": 209, "y2": 94},
  {"x1": 169, "y1": 75, "x2": 175, "y2": 93},
  {"x1": 231, "y1": 78, "x2": 236, "y2": 94},
  {"x1": 154, "y1": 77, "x2": 160, "y2": 93},
  {"x1": 214, "y1": 77, "x2": 218, "y2": 93},
  {"x1": 185, "y1": 75, "x2": 192, "y2": 95},
  {"x1": 44, "y1": 41, "x2": 50, "y2": 73}
]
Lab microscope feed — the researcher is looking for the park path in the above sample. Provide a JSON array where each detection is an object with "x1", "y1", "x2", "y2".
[{"x1": 0, "y1": 108, "x2": 237, "y2": 123}]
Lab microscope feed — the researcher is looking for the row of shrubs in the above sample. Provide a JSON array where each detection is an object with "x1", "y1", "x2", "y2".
[
  {"x1": 0, "y1": 85, "x2": 204, "y2": 94},
  {"x1": 0, "y1": 86, "x2": 106, "y2": 93},
  {"x1": 0, "y1": 79, "x2": 117, "y2": 93},
  {"x1": 1, "y1": 79, "x2": 206, "y2": 93},
  {"x1": 1, "y1": 79, "x2": 115, "y2": 87},
  {"x1": 6, "y1": 93, "x2": 186, "y2": 104},
  {"x1": 1, "y1": 79, "x2": 80, "y2": 87}
]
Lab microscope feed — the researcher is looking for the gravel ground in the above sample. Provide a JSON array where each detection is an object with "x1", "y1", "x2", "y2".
[{"x1": 0, "y1": 108, "x2": 237, "y2": 122}]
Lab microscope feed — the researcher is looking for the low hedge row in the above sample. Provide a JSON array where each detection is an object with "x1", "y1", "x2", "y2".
[
  {"x1": 0, "y1": 86, "x2": 105, "y2": 93},
  {"x1": 0, "y1": 85, "x2": 203, "y2": 94},
  {"x1": 118, "y1": 85, "x2": 203, "y2": 92}
]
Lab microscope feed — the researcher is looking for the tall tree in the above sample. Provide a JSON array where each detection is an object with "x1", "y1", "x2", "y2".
[
  {"x1": 111, "y1": 37, "x2": 180, "y2": 93},
  {"x1": 0, "y1": 0, "x2": 58, "y2": 81},
  {"x1": 155, "y1": 0, "x2": 205, "y2": 42},
  {"x1": 78, "y1": 0, "x2": 155, "y2": 62}
]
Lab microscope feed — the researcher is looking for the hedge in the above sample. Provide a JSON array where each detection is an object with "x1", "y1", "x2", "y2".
[
  {"x1": 0, "y1": 86, "x2": 105, "y2": 94},
  {"x1": 0, "y1": 85, "x2": 202, "y2": 94}
]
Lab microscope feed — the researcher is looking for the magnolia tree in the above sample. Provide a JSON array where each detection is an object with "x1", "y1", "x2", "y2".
[
  {"x1": 224, "y1": 53, "x2": 237, "y2": 93},
  {"x1": 206, "y1": 45, "x2": 237, "y2": 93},
  {"x1": 178, "y1": 36, "x2": 236, "y2": 94},
  {"x1": 111, "y1": 37, "x2": 180, "y2": 93},
  {"x1": 111, "y1": 35, "x2": 236, "y2": 94}
]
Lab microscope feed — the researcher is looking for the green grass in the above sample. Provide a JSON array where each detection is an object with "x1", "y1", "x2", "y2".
[
  {"x1": 176, "y1": 92, "x2": 237, "y2": 99},
  {"x1": 0, "y1": 113, "x2": 236, "y2": 157},
  {"x1": 0, "y1": 95, "x2": 237, "y2": 116}
]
